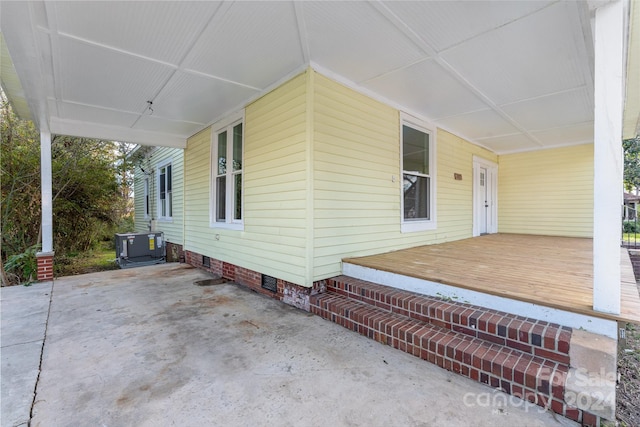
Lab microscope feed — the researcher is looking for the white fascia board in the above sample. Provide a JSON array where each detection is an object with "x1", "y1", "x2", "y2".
[
  {"x1": 49, "y1": 117, "x2": 187, "y2": 148},
  {"x1": 1, "y1": 1, "x2": 50, "y2": 132}
]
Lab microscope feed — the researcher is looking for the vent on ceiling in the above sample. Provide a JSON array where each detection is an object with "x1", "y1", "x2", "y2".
[{"x1": 261, "y1": 274, "x2": 277, "y2": 293}]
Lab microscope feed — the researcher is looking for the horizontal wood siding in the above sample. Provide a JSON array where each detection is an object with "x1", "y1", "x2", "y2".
[
  {"x1": 184, "y1": 72, "x2": 308, "y2": 286},
  {"x1": 133, "y1": 146, "x2": 184, "y2": 245},
  {"x1": 498, "y1": 144, "x2": 594, "y2": 237},
  {"x1": 312, "y1": 73, "x2": 497, "y2": 281},
  {"x1": 184, "y1": 128, "x2": 211, "y2": 252}
]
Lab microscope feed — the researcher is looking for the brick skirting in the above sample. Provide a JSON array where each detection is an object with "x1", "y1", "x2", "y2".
[
  {"x1": 166, "y1": 242, "x2": 185, "y2": 263},
  {"x1": 184, "y1": 250, "x2": 325, "y2": 311}
]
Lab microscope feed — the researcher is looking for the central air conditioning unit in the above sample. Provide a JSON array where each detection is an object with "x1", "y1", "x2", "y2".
[{"x1": 115, "y1": 232, "x2": 166, "y2": 269}]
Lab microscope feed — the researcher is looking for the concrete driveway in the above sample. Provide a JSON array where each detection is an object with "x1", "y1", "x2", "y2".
[{"x1": 2, "y1": 263, "x2": 576, "y2": 427}]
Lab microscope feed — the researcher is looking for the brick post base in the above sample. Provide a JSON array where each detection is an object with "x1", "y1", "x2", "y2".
[{"x1": 36, "y1": 251, "x2": 55, "y2": 282}]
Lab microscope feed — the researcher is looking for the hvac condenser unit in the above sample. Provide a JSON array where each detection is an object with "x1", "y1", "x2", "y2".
[{"x1": 115, "y1": 232, "x2": 166, "y2": 268}]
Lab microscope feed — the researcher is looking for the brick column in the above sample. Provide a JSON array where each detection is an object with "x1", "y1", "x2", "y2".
[{"x1": 36, "y1": 251, "x2": 54, "y2": 282}]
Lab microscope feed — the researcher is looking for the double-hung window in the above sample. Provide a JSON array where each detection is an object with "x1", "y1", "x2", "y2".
[
  {"x1": 158, "y1": 162, "x2": 172, "y2": 220},
  {"x1": 211, "y1": 113, "x2": 243, "y2": 230},
  {"x1": 401, "y1": 114, "x2": 436, "y2": 232}
]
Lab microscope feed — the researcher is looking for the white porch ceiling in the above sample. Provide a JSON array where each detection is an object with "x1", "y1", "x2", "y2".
[{"x1": 0, "y1": 1, "x2": 636, "y2": 152}]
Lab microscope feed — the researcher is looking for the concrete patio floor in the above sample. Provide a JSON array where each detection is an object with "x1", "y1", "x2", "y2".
[{"x1": 2, "y1": 263, "x2": 577, "y2": 427}]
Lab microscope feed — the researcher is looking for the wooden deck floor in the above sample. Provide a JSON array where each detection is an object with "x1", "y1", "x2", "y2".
[{"x1": 343, "y1": 234, "x2": 640, "y2": 324}]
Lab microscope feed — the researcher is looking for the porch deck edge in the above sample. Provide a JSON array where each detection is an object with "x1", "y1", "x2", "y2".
[
  {"x1": 341, "y1": 261, "x2": 628, "y2": 340},
  {"x1": 342, "y1": 237, "x2": 640, "y2": 326}
]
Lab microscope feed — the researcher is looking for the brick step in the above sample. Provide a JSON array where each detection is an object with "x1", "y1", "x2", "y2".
[
  {"x1": 327, "y1": 275, "x2": 571, "y2": 365},
  {"x1": 310, "y1": 292, "x2": 569, "y2": 411}
]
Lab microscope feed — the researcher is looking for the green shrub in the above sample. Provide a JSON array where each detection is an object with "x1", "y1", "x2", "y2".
[
  {"x1": 624, "y1": 220, "x2": 640, "y2": 233},
  {"x1": 3, "y1": 245, "x2": 40, "y2": 285}
]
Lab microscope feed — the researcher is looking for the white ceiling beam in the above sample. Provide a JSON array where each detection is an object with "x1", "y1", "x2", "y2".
[
  {"x1": 1, "y1": 1, "x2": 50, "y2": 131},
  {"x1": 182, "y1": 69, "x2": 261, "y2": 91},
  {"x1": 0, "y1": 34, "x2": 32, "y2": 120},
  {"x1": 50, "y1": 117, "x2": 186, "y2": 148},
  {"x1": 53, "y1": 31, "x2": 180, "y2": 69}
]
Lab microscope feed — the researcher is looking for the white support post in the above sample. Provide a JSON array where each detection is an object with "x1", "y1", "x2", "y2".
[
  {"x1": 593, "y1": 0, "x2": 623, "y2": 314},
  {"x1": 40, "y1": 131, "x2": 53, "y2": 254}
]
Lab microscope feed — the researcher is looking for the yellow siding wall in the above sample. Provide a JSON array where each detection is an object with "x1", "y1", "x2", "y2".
[
  {"x1": 183, "y1": 69, "x2": 591, "y2": 286},
  {"x1": 133, "y1": 146, "x2": 184, "y2": 245},
  {"x1": 184, "y1": 72, "x2": 309, "y2": 285},
  {"x1": 498, "y1": 144, "x2": 593, "y2": 237},
  {"x1": 312, "y1": 72, "x2": 497, "y2": 281}
]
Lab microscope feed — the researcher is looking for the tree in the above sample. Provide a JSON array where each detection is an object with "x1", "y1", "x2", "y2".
[
  {"x1": 114, "y1": 141, "x2": 138, "y2": 231},
  {"x1": 623, "y1": 136, "x2": 640, "y2": 194},
  {"x1": 1, "y1": 93, "x2": 127, "y2": 285},
  {"x1": 1, "y1": 96, "x2": 41, "y2": 260},
  {"x1": 49, "y1": 135, "x2": 121, "y2": 252}
]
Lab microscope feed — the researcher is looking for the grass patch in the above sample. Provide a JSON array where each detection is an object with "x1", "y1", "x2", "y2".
[
  {"x1": 55, "y1": 241, "x2": 119, "y2": 277},
  {"x1": 623, "y1": 233, "x2": 640, "y2": 244}
]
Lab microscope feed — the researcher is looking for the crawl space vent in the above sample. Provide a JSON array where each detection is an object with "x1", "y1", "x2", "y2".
[
  {"x1": 202, "y1": 256, "x2": 210, "y2": 268},
  {"x1": 261, "y1": 274, "x2": 277, "y2": 293}
]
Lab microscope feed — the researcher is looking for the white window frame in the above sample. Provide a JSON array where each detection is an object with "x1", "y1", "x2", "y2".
[
  {"x1": 400, "y1": 113, "x2": 437, "y2": 233},
  {"x1": 157, "y1": 159, "x2": 173, "y2": 221},
  {"x1": 144, "y1": 176, "x2": 150, "y2": 219},
  {"x1": 210, "y1": 111, "x2": 245, "y2": 231}
]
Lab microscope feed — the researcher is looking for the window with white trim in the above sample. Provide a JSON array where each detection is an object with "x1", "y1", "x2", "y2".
[
  {"x1": 401, "y1": 115, "x2": 436, "y2": 232},
  {"x1": 211, "y1": 114, "x2": 243, "y2": 229},
  {"x1": 144, "y1": 177, "x2": 150, "y2": 218},
  {"x1": 157, "y1": 162, "x2": 172, "y2": 220}
]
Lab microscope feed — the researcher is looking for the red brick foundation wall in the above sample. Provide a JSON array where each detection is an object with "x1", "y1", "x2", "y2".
[
  {"x1": 185, "y1": 250, "x2": 325, "y2": 311},
  {"x1": 166, "y1": 242, "x2": 185, "y2": 263},
  {"x1": 185, "y1": 250, "x2": 222, "y2": 276},
  {"x1": 36, "y1": 252, "x2": 55, "y2": 281}
]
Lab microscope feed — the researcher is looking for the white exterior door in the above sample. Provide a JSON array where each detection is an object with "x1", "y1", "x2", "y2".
[
  {"x1": 473, "y1": 157, "x2": 497, "y2": 236},
  {"x1": 478, "y1": 166, "x2": 489, "y2": 234}
]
